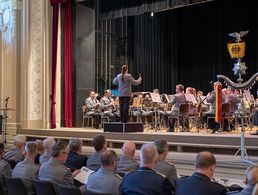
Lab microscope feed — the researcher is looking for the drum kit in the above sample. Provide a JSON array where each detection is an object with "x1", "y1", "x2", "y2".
[{"x1": 0, "y1": 97, "x2": 16, "y2": 145}]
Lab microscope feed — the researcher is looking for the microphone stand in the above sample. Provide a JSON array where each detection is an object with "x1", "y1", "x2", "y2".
[{"x1": 2, "y1": 98, "x2": 8, "y2": 145}]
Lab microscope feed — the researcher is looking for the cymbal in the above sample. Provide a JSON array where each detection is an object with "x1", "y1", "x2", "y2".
[{"x1": 0, "y1": 108, "x2": 16, "y2": 111}]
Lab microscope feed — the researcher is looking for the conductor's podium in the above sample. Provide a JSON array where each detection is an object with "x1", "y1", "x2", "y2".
[{"x1": 103, "y1": 122, "x2": 144, "y2": 133}]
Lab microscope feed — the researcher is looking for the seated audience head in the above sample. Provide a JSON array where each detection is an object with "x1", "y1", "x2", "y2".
[
  {"x1": 69, "y1": 138, "x2": 83, "y2": 154},
  {"x1": 92, "y1": 135, "x2": 107, "y2": 152},
  {"x1": 154, "y1": 139, "x2": 169, "y2": 160},
  {"x1": 35, "y1": 139, "x2": 44, "y2": 155},
  {"x1": 176, "y1": 84, "x2": 184, "y2": 94},
  {"x1": 25, "y1": 141, "x2": 38, "y2": 160},
  {"x1": 51, "y1": 141, "x2": 69, "y2": 164},
  {"x1": 153, "y1": 89, "x2": 159, "y2": 94},
  {"x1": 122, "y1": 141, "x2": 136, "y2": 158},
  {"x1": 195, "y1": 151, "x2": 216, "y2": 179},
  {"x1": 13, "y1": 135, "x2": 27, "y2": 150},
  {"x1": 245, "y1": 165, "x2": 258, "y2": 187},
  {"x1": 140, "y1": 143, "x2": 158, "y2": 168},
  {"x1": 43, "y1": 137, "x2": 55, "y2": 152},
  {"x1": 101, "y1": 150, "x2": 118, "y2": 171},
  {"x1": 0, "y1": 143, "x2": 5, "y2": 158}
]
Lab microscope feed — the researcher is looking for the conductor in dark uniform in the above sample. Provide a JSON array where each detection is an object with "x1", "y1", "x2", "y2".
[
  {"x1": 175, "y1": 151, "x2": 227, "y2": 195},
  {"x1": 122, "y1": 143, "x2": 174, "y2": 195}
]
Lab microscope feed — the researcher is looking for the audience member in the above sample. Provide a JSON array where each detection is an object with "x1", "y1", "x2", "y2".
[
  {"x1": 154, "y1": 139, "x2": 178, "y2": 188},
  {"x1": 39, "y1": 141, "x2": 80, "y2": 186},
  {"x1": 0, "y1": 143, "x2": 11, "y2": 193},
  {"x1": 227, "y1": 165, "x2": 258, "y2": 195},
  {"x1": 87, "y1": 135, "x2": 107, "y2": 171},
  {"x1": 122, "y1": 143, "x2": 174, "y2": 195},
  {"x1": 4, "y1": 135, "x2": 26, "y2": 164},
  {"x1": 34, "y1": 139, "x2": 44, "y2": 164},
  {"x1": 176, "y1": 151, "x2": 227, "y2": 195},
  {"x1": 12, "y1": 142, "x2": 39, "y2": 195},
  {"x1": 65, "y1": 138, "x2": 87, "y2": 170},
  {"x1": 87, "y1": 150, "x2": 122, "y2": 195},
  {"x1": 39, "y1": 137, "x2": 55, "y2": 165},
  {"x1": 117, "y1": 141, "x2": 138, "y2": 175}
]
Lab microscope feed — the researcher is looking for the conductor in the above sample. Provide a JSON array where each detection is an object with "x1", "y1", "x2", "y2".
[{"x1": 113, "y1": 65, "x2": 142, "y2": 123}]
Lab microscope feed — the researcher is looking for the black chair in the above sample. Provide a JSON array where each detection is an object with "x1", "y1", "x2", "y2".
[
  {"x1": 32, "y1": 179, "x2": 57, "y2": 195},
  {"x1": 85, "y1": 190, "x2": 111, "y2": 195},
  {"x1": 5, "y1": 160, "x2": 17, "y2": 170},
  {"x1": 5, "y1": 176, "x2": 27, "y2": 195},
  {"x1": 58, "y1": 184, "x2": 82, "y2": 195}
]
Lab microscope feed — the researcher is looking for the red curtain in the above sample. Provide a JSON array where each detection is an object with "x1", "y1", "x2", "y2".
[
  {"x1": 63, "y1": 1, "x2": 73, "y2": 127},
  {"x1": 50, "y1": 2, "x2": 59, "y2": 129},
  {"x1": 50, "y1": 0, "x2": 73, "y2": 128}
]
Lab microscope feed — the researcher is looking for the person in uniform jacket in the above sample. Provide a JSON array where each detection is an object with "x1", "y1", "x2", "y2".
[
  {"x1": 202, "y1": 81, "x2": 225, "y2": 133},
  {"x1": 163, "y1": 84, "x2": 187, "y2": 132},
  {"x1": 87, "y1": 150, "x2": 122, "y2": 195},
  {"x1": 65, "y1": 138, "x2": 87, "y2": 170},
  {"x1": 12, "y1": 142, "x2": 39, "y2": 195},
  {"x1": 154, "y1": 139, "x2": 178, "y2": 188},
  {"x1": 87, "y1": 135, "x2": 107, "y2": 171},
  {"x1": 227, "y1": 165, "x2": 258, "y2": 195},
  {"x1": 39, "y1": 141, "x2": 80, "y2": 187},
  {"x1": 117, "y1": 141, "x2": 138, "y2": 175},
  {"x1": 4, "y1": 135, "x2": 26, "y2": 164},
  {"x1": 176, "y1": 151, "x2": 227, "y2": 195},
  {"x1": 39, "y1": 137, "x2": 55, "y2": 165},
  {"x1": 0, "y1": 143, "x2": 11, "y2": 194},
  {"x1": 122, "y1": 143, "x2": 174, "y2": 195},
  {"x1": 113, "y1": 64, "x2": 142, "y2": 123},
  {"x1": 85, "y1": 91, "x2": 101, "y2": 128},
  {"x1": 100, "y1": 89, "x2": 117, "y2": 122}
]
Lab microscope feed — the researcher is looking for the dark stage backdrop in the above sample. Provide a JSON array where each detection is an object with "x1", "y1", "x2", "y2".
[{"x1": 125, "y1": 0, "x2": 258, "y2": 95}]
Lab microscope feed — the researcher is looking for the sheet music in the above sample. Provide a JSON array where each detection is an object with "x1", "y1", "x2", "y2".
[
  {"x1": 185, "y1": 94, "x2": 197, "y2": 104},
  {"x1": 74, "y1": 166, "x2": 94, "y2": 184},
  {"x1": 150, "y1": 93, "x2": 162, "y2": 103},
  {"x1": 200, "y1": 95, "x2": 209, "y2": 105}
]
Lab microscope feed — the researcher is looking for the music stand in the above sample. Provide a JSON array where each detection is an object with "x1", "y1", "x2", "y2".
[{"x1": 149, "y1": 93, "x2": 162, "y2": 131}]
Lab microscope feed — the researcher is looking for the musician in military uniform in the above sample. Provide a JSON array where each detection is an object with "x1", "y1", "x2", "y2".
[
  {"x1": 154, "y1": 139, "x2": 178, "y2": 188},
  {"x1": 202, "y1": 81, "x2": 225, "y2": 133},
  {"x1": 141, "y1": 94, "x2": 155, "y2": 125},
  {"x1": 85, "y1": 91, "x2": 101, "y2": 129},
  {"x1": 163, "y1": 84, "x2": 187, "y2": 132},
  {"x1": 87, "y1": 150, "x2": 122, "y2": 195},
  {"x1": 117, "y1": 141, "x2": 138, "y2": 175},
  {"x1": 100, "y1": 89, "x2": 117, "y2": 122},
  {"x1": 122, "y1": 143, "x2": 174, "y2": 195}
]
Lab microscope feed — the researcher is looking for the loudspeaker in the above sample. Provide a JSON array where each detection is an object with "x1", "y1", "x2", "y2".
[{"x1": 103, "y1": 122, "x2": 144, "y2": 133}]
